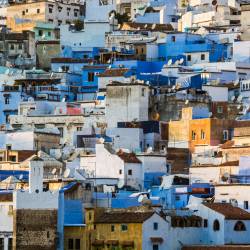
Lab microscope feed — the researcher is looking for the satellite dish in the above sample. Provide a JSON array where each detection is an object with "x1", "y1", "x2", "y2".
[
  {"x1": 212, "y1": 0, "x2": 217, "y2": 5},
  {"x1": 175, "y1": 60, "x2": 180, "y2": 65},
  {"x1": 138, "y1": 194, "x2": 144, "y2": 203},
  {"x1": 63, "y1": 169, "x2": 70, "y2": 178},
  {"x1": 19, "y1": 174, "x2": 23, "y2": 180},
  {"x1": 237, "y1": 104, "x2": 242, "y2": 110},
  {"x1": 98, "y1": 137, "x2": 105, "y2": 144},
  {"x1": 152, "y1": 23, "x2": 156, "y2": 30},
  {"x1": 146, "y1": 146, "x2": 153, "y2": 153},
  {"x1": 167, "y1": 59, "x2": 172, "y2": 66},
  {"x1": 179, "y1": 58, "x2": 184, "y2": 64},
  {"x1": 51, "y1": 168, "x2": 57, "y2": 175},
  {"x1": 237, "y1": 95, "x2": 243, "y2": 102},
  {"x1": 144, "y1": 24, "x2": 148, "y2": 28},
  {"x1": 185, "y1": 99, "x2": 189, "y2": 105},
  {"x1": 231, "y1": 96, "x2": 235, "y2": 101}
]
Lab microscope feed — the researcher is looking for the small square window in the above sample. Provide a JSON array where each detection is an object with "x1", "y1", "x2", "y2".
[
  {"x1": 153, "y1": 222, "x2": 158, "y2": 230},
  {"x1": 171, "y1": 36, "x2": 176, "y2": 42},
  {"x1": 38, "y1": 30, "x2": 43, "y2": 36},
  {"x1": 119, "y1": 169, "x2": 122, "y2": 175},
  {"x1": 128, "y1": 169, "x2": 132, "y2": 175},
  {"x1": 37, "y1": 8, "x2": 40, "y2": 13},
  {"x1": 48, "y1": 31, "x2": 51, "y2": 37},
  {"x1": 111, "y1": 225, "x2": 115, "y2": 232},
  {"x1": 201, "y1": 54, "x2": 205, "y2": 60},
  {"x1": 22, "y1": 10, "x2": 25, "y2": 15},
  {"x1": 49, "y1": 8, "x2": 53, "y2": 13},
  {"x1": 187, "y1": 54, "x2": 191, "y2": 61},
  {"x1": 217, "y1": 106, "x2": 223, "y2": 113},
  {"x1": 121, "y1": 224, "x2": 128, "y2": 231}
]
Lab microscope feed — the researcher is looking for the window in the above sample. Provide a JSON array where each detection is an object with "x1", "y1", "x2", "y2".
[
  {"x1": 142, "y1": 88, "x2": 145, "y2": 97},
  {"x1": 244, "y1": 201, "x2": 249, "y2": 209},
  {"x1": 9, "y1": 44, "x2": 14, "y2": 50},
  {"x1": 18, "y1": 44, "x2": 22, "y2": 50},
  {"x1": 26, "y1": 9, "x2": 28, "y2": 12},
  {"x1": 8, "y1": 238, "x2": 12, "y2": 250},
  {"x1": 119, "y1": 169, "x2": 122, "y2": 175},
  {"x1": 153, "y1": 222, "x2": 158, "y2": 230},
  {"x1": 213, "y1": 219, "x2": 220, "y2": 231},
  {"x1": 217, "y1": 106, "x2": 223, "y2": 113},
  {"x1": 204, "y1": 219, "x2": 208, "y2": 227},
  {"x1": 201, "y1": 130, "x2": 205, "y2": 140},
  {"x1": 48, "y1": 31, "x2": 51, "y2": 37},
  {"x1": 58, "y1": 20, "x2": 62, "y2": 26},
  {"x1": 5, "y1": 114, "x2": 9, "y2": 124},
  {"x1": 22, "y1": 10, "x2": 25, "y2": 15},
  {"x1": 234, "y1": 221, "x2": 246, "y2": 231},
  {"x1": 47, "y1": 231, "x2": 50, "y2": 238},
  {"x1": 153, "y1": 245, "x2": 159, "y2": 250},
  {"x1": 37, "y1": 8, "x2": 40, "y2": 13},
  {"x1": 68, "y1": 239, "x2": 74, "y2": 250},
  {"x1": 175, "y1": 195, "x2": 180, "y2": 201},
  {"x1": 48, "y1": 19, "x2": 53, "y2": 23},
  {"x1": 141, "y1": 47, "x2": 144, "y2": 54},
  {"x1": 5, "y1": 96, "x2": 9, "y2": 104},
  {"x1": 88, "y1": 72, "x2": 94, "y2": 82},
  {"x1": 192, "y1": 131, "x2": 196, "y2": 140},
  {"x1": 9, "y1": 156, "x2": 16, "y2": 162},
  {"x1": 74, "y1": 11, "x2": 78, "y2": 17},
  {"x1": 128, "y1": 169, "x2": 132, "y2": 175},
  {"x1": 223, "y1": 130, "x2": 228, "y2": 140},
  {"x1": 171, "y1": 36, "x2": 176, "y2": 42},
  {"x1": 187, "y1": 54, "x2": 191, "y2": 61},
  {"x1": 0, "y1": 238, "x2": 3, "y2": 249},
  {"x1": 6, "y1": 144, "x2": 12, "y2": 150},
  {"x1": 75, "y1": 239, "x2": 80, "y2": 250},
  {"x1": 121, "y1": 224, "x2": 128, "y2": 231},
  {"x1": 38, "y1": 30, "x2": 43, "y2": 36},
  {"x1": 201, "y1": 54, "x2": 205, "y2": 60},
  {"x1": 111, "y1": 225, "x2": 115, "y2": 232},
  {"x1": 49, "y1": 8, "x2": 53, "y2": 13},
  {"x1": 88, "y1": 212, "x2": 92, "y2": 221},
  {"x1": 77, "y1": 127, "x2": 82, "y2": 131}
]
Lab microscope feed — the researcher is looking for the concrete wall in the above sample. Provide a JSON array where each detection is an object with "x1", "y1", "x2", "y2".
[{"x1": 106, "y1": 84, "x2": 149, "y2": 127}]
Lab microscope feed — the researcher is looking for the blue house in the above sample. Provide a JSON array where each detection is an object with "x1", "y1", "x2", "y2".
[
  {"x1": 81, "y1": 65, "x2": 107, "y2": 93},
  {"x1": 159, "y1": 33, "x2": 228, "y2": 64}
]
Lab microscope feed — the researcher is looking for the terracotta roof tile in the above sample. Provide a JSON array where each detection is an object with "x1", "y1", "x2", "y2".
[
  {"x1": 94, "y1": 210, "x2": 154, "y2": 223},
  {"x1": 98, "y1": 68, "x2": 129, "y2": 77},
  {"x1": 204, "y1": 203, "x2": 250, "y2": 220},
  {"x1": 117, "y1": 150, "x2": 141, "y2": 164}
]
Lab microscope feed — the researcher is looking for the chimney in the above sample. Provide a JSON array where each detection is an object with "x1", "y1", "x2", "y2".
[{"x1": 29, "y1": 155, "x2": 44, "y2": 194}]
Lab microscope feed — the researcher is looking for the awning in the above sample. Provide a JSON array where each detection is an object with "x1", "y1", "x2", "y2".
[
  {"x1": 150, "y1": 237, "x2": 164, "y2": 243},
  {"x1": 121, "y1": 241, "x2": 134, "y2": 247},
  {"x1": 92, "y1": 239, "x2": 104, "y2": 246},
  {"x1": 106, "y1": 240, "x2": 119, "y2": 246}
]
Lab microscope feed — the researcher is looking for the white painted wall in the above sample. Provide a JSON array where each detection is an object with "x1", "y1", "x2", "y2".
[
  {"x1": 202, "y1": 85, "x2": 229, "y2": 102},
  {"x1": 142, "y1": 213, "x2": 168, "y2": 250},
  {"x1": 106, "y1": 127, "x2": 144, "y2": 152},
  {"x1": 215, "y1": 185, "x2": 250, "y2": 212},
  {"x1": 14, "y1": 190, "x2": 58, "y2": 209}
]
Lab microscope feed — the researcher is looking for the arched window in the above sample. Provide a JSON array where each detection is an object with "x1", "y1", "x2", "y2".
[
  {"x1": 234, "y1": 221, "x2": 246, "y2": 231},
  {"x1": 213, "y1": 219, "x2": 220, "y2": 231}
]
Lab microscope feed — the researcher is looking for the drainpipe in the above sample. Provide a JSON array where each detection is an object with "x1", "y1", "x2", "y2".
[{"x1": 57, "y1": 189, "x2": 64, "y2": 250}]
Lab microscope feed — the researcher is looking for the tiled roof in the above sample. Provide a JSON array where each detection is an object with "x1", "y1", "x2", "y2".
[
  {"x1": 219, "y1": 160, "x2": 239, "y2": 166},
  {"x1": 120, "y1": 22, "x2": 173, "y2": 32},
  {"x1": 234, "y1": 127, "x2": 250, "y2": 137},
  {"x1": 94, "y1": 210, "x2": 154, "y2": 223},
  {"x1": 117, "y1": 150, "x2": 141, "y2": 164},
  {"x1": 204, "y1": 203, "x2": 250, "y2": 220},
  {"x1": 183, "y1": 246, "x2": 250, "y2": 250},
  {"x1": 98, "y1": 68, "x2": 129, "y2": 77},
  {"x1": 220, "y1": 140, "x2": 235, "y2": 149},
  {"x1": 0, "y1": 192, "x2": 13, "y2": 202}
]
